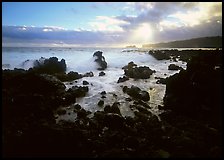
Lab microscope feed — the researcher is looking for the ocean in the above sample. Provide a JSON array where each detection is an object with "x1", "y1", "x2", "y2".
[{"x1": 2, "y1": 47, "x2": 187, "y2": 122}]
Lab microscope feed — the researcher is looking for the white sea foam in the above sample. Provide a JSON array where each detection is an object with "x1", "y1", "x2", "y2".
[{"x1": 2, "y1": 47, "x2": 187, "y2": 122}]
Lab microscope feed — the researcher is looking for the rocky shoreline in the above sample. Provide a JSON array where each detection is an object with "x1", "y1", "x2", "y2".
[{"x1": 2, "y1": 50, "x2": 222, "y2": 157}]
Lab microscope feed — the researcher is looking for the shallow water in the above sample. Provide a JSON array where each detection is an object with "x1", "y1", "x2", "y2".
[{"x1": 2, "y1": 47, "x2": 187, "y2": 122}]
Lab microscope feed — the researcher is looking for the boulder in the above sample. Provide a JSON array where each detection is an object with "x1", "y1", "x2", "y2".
[
  {"x1": 98, "y1": 100, "x2": 104, "y2": 106},
  {"x1": 66, "y1": 86, "x2": 89, "y2": 98},
  {"x1": 33, "y1": 57, "x2": 67, "y2": 74},
  {"x1": 168, "y1": 64, "x2": 183, "y2": 70},
  {"x1": 93, "y1": 51, "x2": 107, "y2": 70},
  {"x1": 104, "y1": 102, "x2": 121, "y2": 115},
  {"x1": 117, "y1": 76, "x2": 129, "y2": 83},
  {"x1": 123, "y1": 62, "x2": 155, "y2": 79},
  {"x1": 148, "y1": 50, "x2": 170, "y2": 60},
  {"x1": 83, "y1": 71, "x2": 94, "y2": 77},
  {"x1": 124, "y1": 85, "x2": 150, "y2": 101},
  {"x1": 99, "y1": 71, "x2": 106, "y2": 76},
  {"x1": 83, "y1": 80, "x2": 89, "y2": 85}
]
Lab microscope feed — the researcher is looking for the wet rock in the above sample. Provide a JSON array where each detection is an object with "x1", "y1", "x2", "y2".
[
  {"x1": 124, "y1": 65, "x2": 155, "y2": 79},
  {"x1": 148, "y1": 50, "x2": 170, "y2": 60},
  {"x1": 98, "y1": 100, "x2": 104, "y2": 106},
  {"x1": 100, "y1": 91, "x2": 106, "y2": 95},
  {"x1": 77, "y1": 108, "x2": 89, "y2": 119},
  {"x1": 111, "y1": 102, "x2": 121, "y2": 115},
  {"x1": 93, "y1": 51, "x2": 107, "y2": 70},
  {"x1": 125, "y1": 85, "x2": 150, "y2": 101},
  {"x1": 122, "y1": 86, "x2": 128, "y2": 93},
  {"x1": 101, "y1": 95, "x2": 106, "y2": 99},
  {"x1": 57, "y1": 109, "x2": 66, "y2": 115},
  {"x1": 104, "y1": 113, "x2": 124, "y2": 129},
  {"x1": 33, "y1": 57, "x2": 66, "y2": 74},
  {"x1": 158, "y1": 105, "x2": 163, "y2": 110},
  {"x1": 104, "y1": 103, "x2": 121, "y2": 115},
  {"x1": 139, "y1": 91, "x2": 150, "y2": 101},
  {"x1": 67, "y1": 86, "x2": 89, "y2": 97},
  {"x1": 55, "y1": 71, "x2": 82, "y2": 82},
  {"x1": 168, "y1": 64, "x2": 183, "y2": 70},
  {"x1": 73, "y1": 104, "x2": 81, "y2": 111},
  {"x1": 104, "y1": 105, "x2": 111, "y2": 113},
  {"x1": 125, "y1": 98, "x2": 132, "y2": 101},
  {"x1": 83, "y1": 80, "x2": 89, "y2": 85},
  {"x1": 67, "y1": 71, "x2": 82, "y2": 80},
  {"x1": 99, "y1": 71, "x2": 106, "y2": 76},
  {"x1": 156, "y1": 77, "x2": 167, "y2": 84},
  {"x1": 117, "y1": 76, "x2": 129, "y2": 83},
  {"x1": 83, "y1": 71, "x2": 94, "y2": 77},
  {"x1": 122, "y1": 61, "x2": 137, "y2": 70}
]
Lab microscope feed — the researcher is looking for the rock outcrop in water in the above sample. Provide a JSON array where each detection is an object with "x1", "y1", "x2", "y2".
[
  {"x1": 123, "y1": 85, "x2": 150, "y2": 101},
  {"x1": 32, "y1": 57, "x2": 66, "y2": 74},
  {"x1": 168, "y1": 64, "x2": 183, "y2": 70},
  {"x1": 122, "y1": 61, "x2": 155, "y2": 79},
  {"x1": 3, "y1": 49, "x2": 222, "y2": 158},
  {"x1": 93, "y1": 51, "x2": 107, "y2": 70}
]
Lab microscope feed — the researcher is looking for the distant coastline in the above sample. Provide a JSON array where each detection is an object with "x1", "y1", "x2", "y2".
[{"x1": 142, "y1": 36, "x2": 222, "y2": 48}]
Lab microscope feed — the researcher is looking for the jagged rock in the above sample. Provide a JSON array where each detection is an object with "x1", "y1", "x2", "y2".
[
  {"x1": 99, "y1": 71, "x2": 106, "y2": 76},
  {"x1": 33, "y1": 57, "x2": 66, "y2": 74},
  {"x1": 168, "y1": 64, "x2": 183, "y2": 70},
  {"x1": 123, "y1": 62, "x2": 155, "y2": 79},
  {"x1": 83, "y1": 80, "x2": 89, "y2": 85},
  {"x1": 55, "y1": 71, "x2": 82, "y2": 82},
  {"x1": 98, "y1": 100, "x2": 104, "y2": 106},
  {"x1": 93, "y1": 51, "x2": 107, "y2": 70},
  {"x1": 148, "y1": 50, "x2": 170, "y2": 60},
  {"x1": 117, "y1": 76, "x2": 129, "y2": 83},
  {"x1": 104, "y1": 102, "x2": 121, "y2": 115},
  {"x1": 66, "y1": 86, "x2": 89, "y2": 97},
  {"x1": 101, "y1": 91, "x2": 107, "y2": 95},
  {"x1": 124, "y1": 85, "x2": 150, "y2": 101},
  {"x1": 73, "y1": 104, "x2": 81, "y2": 111},
  {"x1": 83, "y1": 71, "x2": 94, "y2": 77}
]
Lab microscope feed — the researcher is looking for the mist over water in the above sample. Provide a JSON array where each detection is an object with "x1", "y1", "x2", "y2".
[{"x1": 2, "y1": 47, "x2": 187, "y2": 120}]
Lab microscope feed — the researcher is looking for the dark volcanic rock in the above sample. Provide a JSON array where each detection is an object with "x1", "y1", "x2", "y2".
[
  {"x1": 117, "y1": 76, "x2": 129, "y2": 83},
  {"x1": 83, "y1": 80, "x2": 89, "y2": 85},
  {"x1": 104, "y1": 102, "x2": 121, "y2": 115},
  {"x1": 168, "y1": 64, "x2": 183, "y2": 70},
  {"x1": 98, "y1": 100, "x2": 104, "y2": 106},
  {"x1": 83, "y1": 71, "x2": 94, "y2": 77},
  {"x1": 93, "y1": 51, "x2": 107, "y2": 70},
  {"x1": 124, "y1": 85, "x2": 150, "y2": 101},
  {"x1": 156, "y1": 77, "x2": 167, "y2": 84},
  {"x1": 104, "y1": 113, "x2": 124, "y2": 129},
  {"x1": 148, "y1": 50, "x2": 170, "y2": 60},
  {"x1": 100, "y1": 91, "x2": 106, "y2": 95},
  {"x1": 54, "y1": 71, "x2": 83, "y2": 82},
  {"x1": 99, "y1": 71, "x2": 106, "y2": 76},
  {"x1": 66, "y1": 86, "x2": 89, "y2": 98},
  {"x1": 164, "y1": 50, "x2": 222, "y2": 129},
  {"x1": 123, "y1": 62, "x2": 155, "y2": 79},
  {"x1": 33, "y1": 57, "x2": 66, "y2": 74}
]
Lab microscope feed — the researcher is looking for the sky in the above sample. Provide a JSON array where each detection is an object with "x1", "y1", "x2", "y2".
[{"x1": 2, "y1": 2, "x2": 222, "y2": 47}]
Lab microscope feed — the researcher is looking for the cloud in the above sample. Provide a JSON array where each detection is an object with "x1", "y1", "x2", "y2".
[
  {"x1": 2, "y1": 25, "x2": 128, "y2": 47},
  {"x1": 2, "y1": 2, "x2": 222, "y2": 47},
  {"x1": 116, "y1": 2, "x2": 222, "y2": 43},
  {"x1": 88, "y1": 16, "x2": 130, "y2": 32}
]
